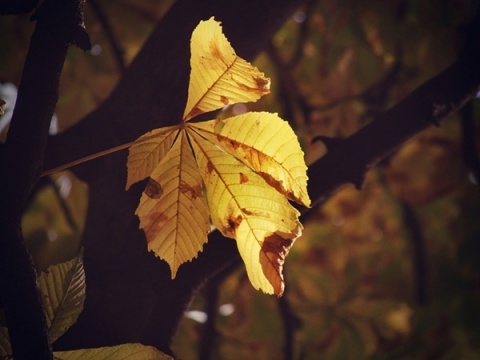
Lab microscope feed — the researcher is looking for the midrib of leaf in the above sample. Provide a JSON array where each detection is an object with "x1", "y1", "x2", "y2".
[
  {"x1": 172, "y1": 131, "x2": 189, "y2": 269},
  {"x1": 197, "y1": 127, "x2": 300, "y2": 196},
  {"x1": 184, "y1": 56, "x2": 239, "y2": 121},
  {"x1": 187, "y1": 127, "x2": 282, "y2": 276}
]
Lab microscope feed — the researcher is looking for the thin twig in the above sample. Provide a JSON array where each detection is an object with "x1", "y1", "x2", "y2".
[
  {"x1": 88, "y1": 0, "x2": 126, "y2": 72},
  {"x1": 41, "y1": 139, "x2": 134, "y2": 177}
]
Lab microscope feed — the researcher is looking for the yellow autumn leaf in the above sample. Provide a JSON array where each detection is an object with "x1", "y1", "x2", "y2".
[
  {"x1": 126, "y1": 17, "x2": 310, "y2": 295},
  {"x1": 187, "y1": 129, "x2": 302, "y2": 295},
  {"x1": 126, "y1": 125, "x2": 180, "y2": 190},
  {"x1": 183, "y1": 17, "x2": 270, "y2": 121},
  {"x1": 135, "y1": 131, "x2": 210, "y2": 277},
  {"x1": 190, "y1": 112, "x2": 310, "y2": 207}
]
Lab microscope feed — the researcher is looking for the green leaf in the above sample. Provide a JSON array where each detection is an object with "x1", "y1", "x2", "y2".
[
  {"x1": 53, "y1": 343, "x2": 173, "y2": 360},
  {"x1": 39, "y1": 250, "x2": 86, "y2": 343}
]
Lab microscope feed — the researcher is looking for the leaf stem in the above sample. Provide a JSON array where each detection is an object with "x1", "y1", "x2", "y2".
[{"x1": 41, "y1": 140, "x2": 135, "y2": 177}]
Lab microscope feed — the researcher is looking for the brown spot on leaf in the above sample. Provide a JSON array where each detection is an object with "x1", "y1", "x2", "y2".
[
  {"x1": 188, "y1": 107, "x2": 204, "y2": 119},
  {"x1": 262, "y1": 233, "x2": 293, "y2": 257},
  {"x1": 145, "y1": 178, "x2": 163, "y2": 199},
  {"x1": 143, "y1": 212, "x2": 169, "y2": 243},
  {"x1": 207, "y1": 161, "x2": 214, "y2": 174},
  {"x1": 225, "y1": 214, "x2": 242, "y2": 237},
  {"x1": 241, "y1": 208, "x2": 253, "y2": 216},
  {"x1": 179, "y1": 181, "x2": 202, "y2": 199},
  {"x1": 209, "y1": 40, "x2": 229, "y2": 67},
  {"x1": 220, "y1": 95, "x2": 229, "y2": 104},
  {"x1": 240, "y1": 207, "x2": 269, "y2": 218},
  {"x1": 210, "y1": 40, "x2": 223, "y2": 60},
  {"x1": 239, "y1": 172, "x2": 248, "y2": 184},
  {"x1": 223, "y1": 205, "x2": 242, "y2": 238},
  {"x1": 254, "y1": 76, "x2": 270, "y2": 90},
  {"x1": 237, "y1": 77, "x2": 271, "y2": 95},
  {"x1": 259, "y1": 171, "x2": 285, "y2": 192},
  {"x1": 260, "y1": 232, "x2": 296, "y2": 296},
  {"x1": 258, "y1": 171, "x2": 299, "y2": 203}
]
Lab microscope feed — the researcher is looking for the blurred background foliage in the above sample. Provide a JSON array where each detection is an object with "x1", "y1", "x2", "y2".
[{"x1": 1, "y1": 0, "x2": 480, "y2": 359}]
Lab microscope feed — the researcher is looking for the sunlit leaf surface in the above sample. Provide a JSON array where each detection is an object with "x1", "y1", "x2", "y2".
[{"x1": 126, "y1": 18, "x2": 310, "y2": 294}]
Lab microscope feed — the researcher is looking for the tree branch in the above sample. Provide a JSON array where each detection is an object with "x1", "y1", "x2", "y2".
[
  {"x1": 88, "y1": 0, "x2": 126, "y2": 73},
  {"x1": 0, "y1": 0, "x2": 89, "y2": 358},
  {"x1": 309, "y1": 10, "x2": 480, "y2": 205}
]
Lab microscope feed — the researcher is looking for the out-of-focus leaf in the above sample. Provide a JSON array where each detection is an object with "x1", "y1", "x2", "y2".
[
  {"x1": 39, "y1": 250, "x2": 85, "y2": 342},
  {"x1": 0, "y1": 327, "x2": 11, "y2": 356},
  {"x1": 53, "y1": 343, "x2": 172, "y2": 360}
]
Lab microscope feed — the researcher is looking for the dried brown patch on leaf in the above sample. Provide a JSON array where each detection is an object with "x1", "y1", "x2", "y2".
[
  {"x1": 254, "y1": 76, "x2": 270, "y2": 90},
  {"x1": 206, "y1": 160, "x2": 214, "y2": 174},
  {"x1": 239, "y1": 172, "x2": 249, "y2": 184},
  {"x1": 223, "y1": 206, "x2": 243, "y2": 238},
  {"x1": 260, "y1": 231, "x2": 297, "y2": 296},
  {"x1": 209, "y1": 40, "x2": 228, "y2": 66},
  {"x1": 143, "y1": 212, "x2": 169, "y2": 243},
  {"x1": 220, "y1": 95, "x2": 229, "y2": 104},
  {"x1": 179, "y1": 181, "x2": 202, "y2": 199},
  {"x1": 189, "y1": 107, "x2": 204, "y2": 119},
  {"x1": 238, "y1": 83, "x2": 267, "y2": 96},
  {"x1": 144, "y1": 178, "x2": 163, "y2": 199}
]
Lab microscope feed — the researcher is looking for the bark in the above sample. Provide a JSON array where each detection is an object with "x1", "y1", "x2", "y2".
[
  {"x1": 0, "y1": 0, "x2": 88, "y2": 358},
  {"x1": 43, "y1": 0, "x2": 480, "y2": 355}
]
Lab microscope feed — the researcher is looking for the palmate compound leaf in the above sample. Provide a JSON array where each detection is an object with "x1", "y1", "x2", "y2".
[{"x1": 126, "y1": 17, "x2": 310, "y2": 295}]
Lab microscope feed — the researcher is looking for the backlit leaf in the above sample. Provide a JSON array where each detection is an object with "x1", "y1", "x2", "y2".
[
  {"x1": 126, "y1": 125, "x2": 180, "y2": 190},
  {"x1": 188, "y1": 129, "x2": 302, "y2": 295},
  {"x1": 183, "y1": 17, "x2": 270, "y2": 121},
  {"x1": 190, "y1": 112, "x2": 310, "y2": 207},
  {"x1": 135, "y1": 130, "x2": 210, "y2": 277},
  {"x1": 126, "y1": 17, "x2": 310, "y2": 295}
]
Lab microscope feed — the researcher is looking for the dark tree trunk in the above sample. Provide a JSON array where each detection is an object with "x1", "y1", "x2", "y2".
[{"x1": 0, "y1": 0, "x2": 89, "y2": 358}]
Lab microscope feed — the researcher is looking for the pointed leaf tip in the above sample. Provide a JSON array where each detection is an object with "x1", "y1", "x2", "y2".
[
  {"x1": 135, "y1": 131, "x2": 210, "y2": 278},
  {"x1": 183, "y1": 17, "x2": 270, "y2": 121},
  {"x1": 188, "y1": 129, "x2": 302, "y2": 296}
]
